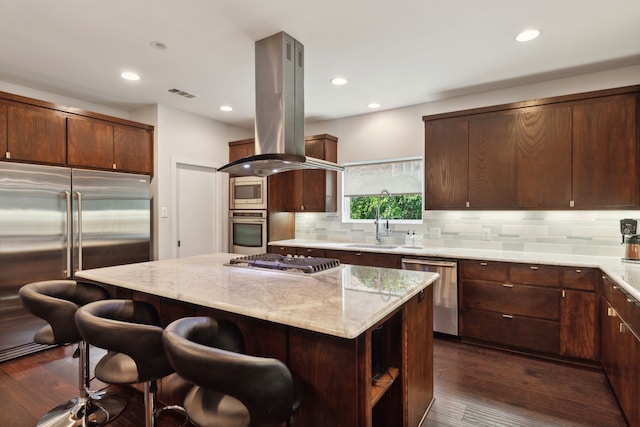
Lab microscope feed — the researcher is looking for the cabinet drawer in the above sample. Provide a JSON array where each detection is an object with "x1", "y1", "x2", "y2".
[
  {"x1": 325, "y1": 250, "x2": 400, "y2": 269},
  {"x1": 461, "y1": 260, "x2": 508, "y2": 282},
  {"x1": 510, "y1": 264, "x2": 560, "y2": 287},
  {"x1": 560, "y1": 267, "x2": 596, "y2": 291},
  {"x1": 463, "y1": 281, "x2": 560, "y2": 320},
  {"x1": 295, "y1": 247, "x2": 326, "y2": 258},
  {"x1": 462, "y1": 309, "x2": 560, "y2": 354}
]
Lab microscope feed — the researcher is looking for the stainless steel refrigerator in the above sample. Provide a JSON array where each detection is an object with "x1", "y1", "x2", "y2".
[{"x1": 0, "y1": 162, "x2": 151, "y2": 361}]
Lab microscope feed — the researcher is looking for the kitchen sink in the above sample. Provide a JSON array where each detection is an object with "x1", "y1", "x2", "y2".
[{"x1": 345, "y1": 243, "x2": 398, "y2": 249}]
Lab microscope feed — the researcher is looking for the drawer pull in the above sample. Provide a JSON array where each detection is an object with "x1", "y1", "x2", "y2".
[
  {"x1": 529, "y1": 266, "x2": 538, "y2": 270},
  {"x1": 607, "y1": 307, "x2": 617, "y2": 317},
  {"x1": 627, "y1": 297, "x2": 634, "y2": 303},
  {"x1": 502, "y1": 283, "x2": 513, "y2": 288},
  {"x1": 502, "y1": 314, "x2": 513, "y2": 319},
  {"x1": 575, "y1": 269, "x2": 582, "y2": 273},
  {"x1": 620, "y1": 323, "x2": 628, "y2": 334},
  {"x1": 480, "y1": 262, "x2": 488, "y2": 266}
]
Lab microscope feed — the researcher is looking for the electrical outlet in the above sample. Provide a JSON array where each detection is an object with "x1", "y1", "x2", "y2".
[
  {"x1": 482, "y1": 228, "x2": 491, "y2": 241},
  {"x1": 429, "y1": 227, "x2": 441, "y2": 239}
]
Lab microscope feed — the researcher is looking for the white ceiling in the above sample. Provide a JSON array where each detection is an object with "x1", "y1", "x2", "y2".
[{"x1": 1, "y1": 0, "x2": 639, "y2": 129}]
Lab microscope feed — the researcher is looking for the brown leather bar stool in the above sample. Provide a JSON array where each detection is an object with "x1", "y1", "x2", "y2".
[
  {"x1": 18, "y1": 280, "x2": 126, "y2": 427},
  {"x1": 75, "y1": 299, "x2": 186, "y2": 427},
  {"x1": 162, "y1": 316, "x2": 303, "y2": 427}
]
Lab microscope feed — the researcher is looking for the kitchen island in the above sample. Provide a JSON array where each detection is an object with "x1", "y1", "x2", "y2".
[{"x1": 75, "y1": 252, "x2": 438, "y2": 427}]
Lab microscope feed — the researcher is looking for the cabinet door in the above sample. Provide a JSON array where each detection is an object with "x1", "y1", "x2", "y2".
[
  {"x1": 67, "y1": 116, "x2": 114, "y2": 169},
  {"x1": 468, "y1": 112, "x2": 516, "y2": 208},
  {"x1": 424, "y1": 117, "x2": 468, "y2": 209},
  {"x1": 515, "y1": 105, "x2": 572, "y2": 208},
  {"x1": 560, "y1": 289, "x2": 597, "y2": 360},
  {"x1": 228, "y1": 139, "x2": 255, "y2": 162},
  {"x1": 0, "y1": 103, "x2": 7, "y2": 157},
  {"x1": 114, "y1": 126, "x2": 153, "y2": 175},
  {"x1": 7, "y1": 103, "x2": 66, "y2": 164},
  {"x1": 572, "y1": 93, "x2": 638, "y2": 208}
]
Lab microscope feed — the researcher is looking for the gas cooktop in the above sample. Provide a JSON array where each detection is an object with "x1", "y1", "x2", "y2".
[{"x1": 229, "y1": 253, "x2": 341, "y2": 274}]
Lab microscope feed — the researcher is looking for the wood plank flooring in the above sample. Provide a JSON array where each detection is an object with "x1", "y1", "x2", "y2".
[{"x1": 0, "y1": 337, "x2": 627, "y2": 426}]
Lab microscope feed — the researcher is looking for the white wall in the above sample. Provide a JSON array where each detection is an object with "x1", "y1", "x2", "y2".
[{"x1": 150, "y1": 105, "x2": 251, "y2": 260}]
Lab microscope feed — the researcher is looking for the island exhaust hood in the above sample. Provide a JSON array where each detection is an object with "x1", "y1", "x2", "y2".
[{"x1": 218, "y1": 32, "x2": 343, "y2": 177}]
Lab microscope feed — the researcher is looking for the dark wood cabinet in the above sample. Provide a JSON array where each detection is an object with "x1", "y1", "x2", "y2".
[
  {"x1": 460, "y1": 260, "x2": 597, "y2": 361},
  {"x1": 325, "y1": 249, "x2": 401, "y2": 269},
  {"x1": 1, "y1": 91, "x2": 154, "y2": 175},
  {"x1": 600, "y1": 275, "x2": 640, "y2": 426},
  {"x1": 5, "y1": 101, "x2": 67, "y2": 164},
  {"x1": 283, "y1": 134, "x2": 338, "y2": 212},
  {"x1": 0, "y1": 103, "x2": 7, "y2": 156},
  {"x1": 424, "y1": 117, "x2": 468, "y2": 209},
  {"x1": 228, "y1": 138, "x2": 255, "y2": 162},
  {"x1": 468, "y1": 112, "x2": 516, "y2": 208},
  {"x1": 572, "y1": 93, "x2": 639, "y2": 208},
  {"x1": 68, "y1": 117, "x2": 153, "y2": 175},
  {"x1": 423, "y1": 86, "x2": 640, "y2": 210},
  {"x1": 515, "y1": 105, "x2": 572, "y2": 208}
]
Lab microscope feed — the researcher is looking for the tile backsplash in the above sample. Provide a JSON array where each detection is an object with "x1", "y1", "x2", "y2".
[{"x1": 293, "y1": 210, "x2": 640, "y2": 258}]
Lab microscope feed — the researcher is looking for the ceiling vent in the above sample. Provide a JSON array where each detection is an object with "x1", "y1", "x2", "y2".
[{"x1": 168, "y1": 88, "x2": 197, "y2": 99}]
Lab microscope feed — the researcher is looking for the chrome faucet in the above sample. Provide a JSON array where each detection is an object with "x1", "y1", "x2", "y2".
[{"x1": 375, "y1": 189, "x2": 391, "y2": 245}]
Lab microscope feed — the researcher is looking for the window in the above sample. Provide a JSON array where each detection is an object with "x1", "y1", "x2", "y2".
[{"x1": 343, "y1": 157, "x2": 423, "y2": 222}]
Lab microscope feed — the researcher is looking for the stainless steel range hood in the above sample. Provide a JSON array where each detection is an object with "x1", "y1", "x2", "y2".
[{"x1": 218, "y1": 32, "x2": 343, "y2": 177}]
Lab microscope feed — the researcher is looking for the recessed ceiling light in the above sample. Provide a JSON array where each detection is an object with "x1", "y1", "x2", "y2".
[
  {"x1": 368, "y1": 103, "x2": 381, "y2": 109},
  {"x1": 220, "y1": 105, "x2": 233, "y2": 112},
  {"x1": 515, "y1": 29, "x2": 541, "y2": 42},
  {"x1": 331, "y1": 77, "x2": 348, "y2": 86},
  {"x1": 121, "y1": 71, "x2": 140, "y2": 81}
]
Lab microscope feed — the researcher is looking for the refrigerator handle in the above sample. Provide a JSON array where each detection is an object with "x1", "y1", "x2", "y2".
[
  {"x1": 65, "y1": 191, "x2": 72, "y2": 278},
  {"x1": 76, "y1": 191, "x2": 83, "y2": 272}
]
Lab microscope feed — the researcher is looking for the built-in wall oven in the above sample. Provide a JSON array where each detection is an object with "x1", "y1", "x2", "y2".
[{"x1": 229, "y1": 210, "x2": 267, "y2": 255}]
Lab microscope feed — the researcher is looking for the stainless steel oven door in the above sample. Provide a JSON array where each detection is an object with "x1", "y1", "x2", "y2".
[{"x1": 229, "y1": 210, "x2": 267, "y2": 255}]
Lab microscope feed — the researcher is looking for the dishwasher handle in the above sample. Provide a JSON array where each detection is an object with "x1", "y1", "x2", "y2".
[{"x1": 401, "y1": 258, "x2": 457, "y2": 268}]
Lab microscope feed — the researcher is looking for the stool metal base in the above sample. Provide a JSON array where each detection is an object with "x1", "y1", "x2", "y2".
[{"x1": 37, "y1": 394, "x2": 126, "y2": 427}]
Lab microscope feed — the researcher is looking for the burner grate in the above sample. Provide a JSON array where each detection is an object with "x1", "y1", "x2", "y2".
[{"x1": 229, "y1": 253, "x2": 340, "y2": 273}]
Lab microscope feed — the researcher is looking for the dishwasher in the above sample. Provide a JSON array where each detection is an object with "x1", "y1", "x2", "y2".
[{"x1": 401, "y1": 258, "x2": 458, "y2": 336}]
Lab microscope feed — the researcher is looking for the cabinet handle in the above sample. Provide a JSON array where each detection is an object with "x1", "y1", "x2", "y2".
[
  {"x1": 480, "y1": 262, "x2": 488, "y2": 266},
  {"x1": 562, "y1": 290, "x2": 566, "y2": 298},
  {"x1": 575, "y1": 269, "x2": 582, "y2": 273},
  {"x1": 502, "y1": 314, "x2": 513, "y2": 319},
  {"x1": 502, "y1": 283, "x2": 513, "y2": 288},
  {"x1": 607, "y1": 307, "x2": 617, "y2": 317},
  {"x1": 627, "y1": 297, "x2": 634, "y2": 303},
  {"x1": 620, "y1": 323, "x2": 628, "y2": 334},
  {"x1": 5, "y1": 151, "x2": 9, "y2": 159},
  {"x1": 529, "y1": 266, "x2": 538, "y2": 270},
  {"x1": 356, "y1": 252, "x2": 362, "y2": 256},
  {"x1": 112, "y1": 163, "x2": 117, "y2": 170}
]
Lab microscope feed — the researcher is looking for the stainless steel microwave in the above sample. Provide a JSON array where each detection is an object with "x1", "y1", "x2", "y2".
[{"x1": 229, "y1": 176, "x2": 267, "y2": 210}]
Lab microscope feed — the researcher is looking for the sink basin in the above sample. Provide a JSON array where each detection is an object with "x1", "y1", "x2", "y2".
[{"x1": 345, "y1": 243, "x2": 398, "y2": 250}]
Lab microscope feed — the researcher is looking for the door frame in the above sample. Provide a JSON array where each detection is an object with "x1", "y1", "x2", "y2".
[{"x1": 170, "y1": 156, "x2": 228, "y2": 259}]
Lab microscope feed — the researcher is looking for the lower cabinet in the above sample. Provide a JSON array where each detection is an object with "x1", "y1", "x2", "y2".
[
  {"x1": 460, "y1": 260, "x2": 598, "y2": 361},
  {"x1": 600, "y1": 275, "x2": 640, "y2": 426}
]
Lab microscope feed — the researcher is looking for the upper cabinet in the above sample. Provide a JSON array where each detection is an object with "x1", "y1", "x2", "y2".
[
  {"x1": 572, "y1": 94, "x2": 638, "y2": 208},
  {"x1": 4, "y1": 101, "x2": 67, "y2": 165},
  {"x1": 423, "y1": 86, "x2": 639, "y2": 210},
  {"x1": 283, "y1": 134, "x2": 338, "y2": 212},
  {"x1": 68, "y1": 117, "x2": 153, "y2": 175},
  {"x1": 1, "y1": 91, "x2": 154, "y2": 176},
  {"x1": 228, "y1": 134, "x2": 338, "y2": 212}
]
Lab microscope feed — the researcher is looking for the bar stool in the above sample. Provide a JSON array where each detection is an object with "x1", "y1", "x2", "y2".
[
  {"x1": 162, "y1": 316, "x2": 303, "y2": 427},
  {"x1": 75, "y1": 299, "x2": 186, "y2": 427},
  {"x1": 18, "y1": 280, "x2": 126, "y2": 427}
]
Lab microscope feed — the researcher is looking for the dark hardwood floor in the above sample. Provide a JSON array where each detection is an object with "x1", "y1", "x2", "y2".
[{"x1": 0, "y1": 338, "x2": 626, "y2": 426}]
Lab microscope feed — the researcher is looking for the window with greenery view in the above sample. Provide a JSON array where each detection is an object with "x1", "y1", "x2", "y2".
[{"x1": 343, "y1": 158, "x2": 423, "y2": 222}]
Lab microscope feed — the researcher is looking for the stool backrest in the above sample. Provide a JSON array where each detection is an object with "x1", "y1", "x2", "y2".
[
  {"x1": 75, "y1": 299, "x2": 171, "y2": 381},
  {"x1": 163, "y1": 316, "x2": 294, "y2": 427},
  {"x1": 19, "y1": 280, "x2": 109, "y2": 344}
]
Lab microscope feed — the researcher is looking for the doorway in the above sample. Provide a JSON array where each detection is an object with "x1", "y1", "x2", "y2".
[{"x1": 175, "y1": 162, "x2": 220, "y2": 258}]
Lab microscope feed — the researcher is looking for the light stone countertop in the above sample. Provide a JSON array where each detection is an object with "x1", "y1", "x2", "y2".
[
  {"x1": 74, "y1": 253, "x2": 438, "y2": 340},
  {"x1": 270, "y1": 239, "x2": 640, "y2": 303}
]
